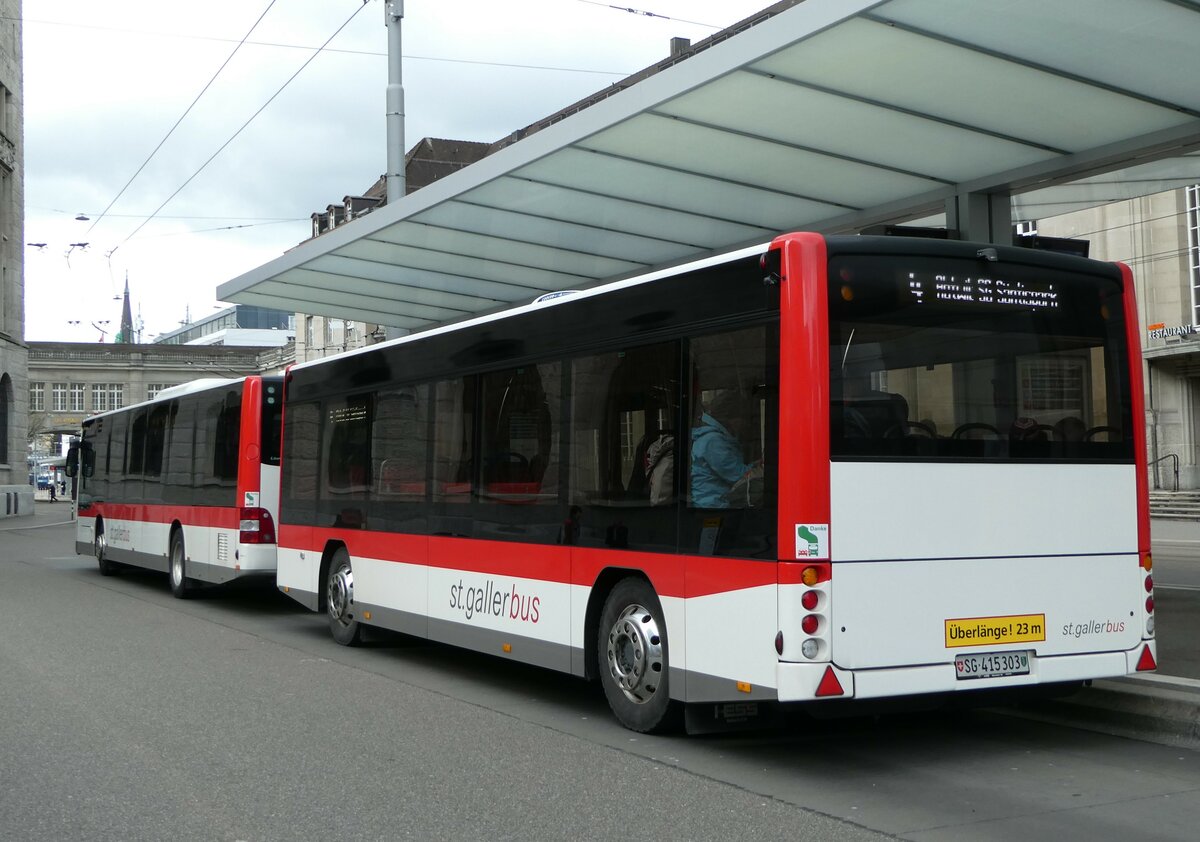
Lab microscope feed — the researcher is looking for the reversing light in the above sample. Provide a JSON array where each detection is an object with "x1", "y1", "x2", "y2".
[
  {"x1": 801, "y1": 615, "x2": 819, "y2": 635},
  {"x1": 801, "y1": 590, "x2": 819, "y2": 610},
  {"x1": 1146, "y1": 616, "x2": 1155, "y2": 636},
  {"x1": 801, "y1": 639, "x2": 819, "y2": 659},
  {"x1": 239, "y1": 506, "x2": 276, "y2": 544}
]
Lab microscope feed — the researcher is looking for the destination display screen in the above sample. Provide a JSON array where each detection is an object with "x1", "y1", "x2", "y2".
[{"x1": 903, "y1": 270, "x2": 1060, "y2": 310}]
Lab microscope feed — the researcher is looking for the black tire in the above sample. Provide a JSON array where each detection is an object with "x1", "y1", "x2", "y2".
[
  {"x1": 326, "y1": 547, "x2": 363, "y2": 646},
  {"x1": 168, "y1": 530, "x2": 193, "y2": 599},
  {"x1": 597, "y1": 578, "x2": 679, "y2": 733},
  {"x1": 94, "y1": 520, "x2": 118, "y2": 577}
]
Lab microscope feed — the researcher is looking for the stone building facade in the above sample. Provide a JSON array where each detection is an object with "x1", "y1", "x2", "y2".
[{"x1": 0, "y1": 2, "x2": 26, "y2": 517}]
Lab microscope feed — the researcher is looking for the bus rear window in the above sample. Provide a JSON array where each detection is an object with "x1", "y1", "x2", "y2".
[
  {"x1": 261, "y1": 379, "x2": 283, "y2": 466},
  {"x1": 828, "y1": 254, "x2": 1134, "y2": 461}
]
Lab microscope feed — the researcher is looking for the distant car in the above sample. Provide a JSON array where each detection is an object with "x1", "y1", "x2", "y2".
[{"x1": 36, "y1": 475, "x2": 52, "y2": 489}]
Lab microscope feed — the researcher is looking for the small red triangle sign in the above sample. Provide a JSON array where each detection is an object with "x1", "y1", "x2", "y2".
[
  {"x1": 815, "y1": 666, "x2": 845, "y2": 697},
  {"x1": 1136, "y1": 645, "x2": 1157, "y2": 672}
]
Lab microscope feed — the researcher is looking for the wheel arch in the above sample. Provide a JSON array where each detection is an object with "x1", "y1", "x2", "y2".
[
  {"x1": 583, "y1": 566, "x2": 655, "y2": 682},
  {"x1": 316, "y1": 539, "x2": 348, "y2": 612}
]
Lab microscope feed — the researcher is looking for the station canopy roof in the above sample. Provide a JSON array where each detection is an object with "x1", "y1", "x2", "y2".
[{"x1": 218, "y1": 0, "x2": 1200, "y2": 332}]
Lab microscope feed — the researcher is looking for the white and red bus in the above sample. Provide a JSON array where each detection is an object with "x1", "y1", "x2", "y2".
[
  {"x1": 275, "y1": 232, "x2": 1155, "y2": 732},
  {"x1": 67, "y1": 376, "x2": 283, "y2": 597}
]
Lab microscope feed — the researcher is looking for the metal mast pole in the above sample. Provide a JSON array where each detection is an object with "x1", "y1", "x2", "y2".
[{"x1": 385, "y1": 1, "x2": 406, "y2": 203}]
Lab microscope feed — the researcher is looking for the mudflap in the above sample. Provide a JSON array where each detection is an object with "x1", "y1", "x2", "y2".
[{"x1": 684, "y1": 700, "x2": 782, "y2": 735}]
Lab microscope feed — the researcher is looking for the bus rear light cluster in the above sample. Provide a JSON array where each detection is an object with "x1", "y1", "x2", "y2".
[
  {"x1": 239, "y1": 507, "x2": 276, "y2": 544},
  {"x1": 1143, "y1": 555, "x2": 1155, "y2": 637},
  {"x1": 798, "y1": 564, "x2": 829, "y2": 662}
]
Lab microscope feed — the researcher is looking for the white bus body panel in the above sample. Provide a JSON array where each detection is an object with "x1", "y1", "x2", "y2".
[{"x1": 827, "y1": 462, "x2": 1143, "y2": 672}]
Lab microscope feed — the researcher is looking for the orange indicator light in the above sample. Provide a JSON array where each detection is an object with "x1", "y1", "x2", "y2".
[
  {"x1": 362, "y1": 611, "x2": 372, "y2": 621},
  {"x1": 736, "y1": 681, "x2": 752, "y2": 693},
  {"x1": 502, "y1": 643, "x2": 512, "y2": 653}
]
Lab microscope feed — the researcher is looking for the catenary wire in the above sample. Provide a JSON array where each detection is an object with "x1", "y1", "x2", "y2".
[
  {"x1": 84, "y1": 1, "x2": 279, "y2": 237},
  {"x1": 112, "y1": 0, "x2": 371, "y2": 252},
  {"x1": 13, "y1": 16, "x2": 633, "y2": 76}
]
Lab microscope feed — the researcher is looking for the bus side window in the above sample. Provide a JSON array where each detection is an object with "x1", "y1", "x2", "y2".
[
  {"x1": 432, "y1": 376, "x2": 476, "y2": 504},
  {"x1": 283, "y1": 402, "x2": 321, "y2": 513},
  {"x1": 373, "y1": 386, "x2": 430, "y2": 501},
  {"x1": 323, "y1": 394, "x2": 372, "y2": 528},
  {"x1": 479, "y1": 363, "x2": 559, "y2": 502},
  {"x1": 684, "y1": 324, "x2": 778, "y2": 558},
  {"x1": 568, "y1": 341, "x2": 679, "y2": 553}
]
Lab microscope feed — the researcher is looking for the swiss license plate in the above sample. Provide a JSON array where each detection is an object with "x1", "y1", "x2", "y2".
[{"x1": 955, "y1": 650, "x2": 1031, "y2": 680}]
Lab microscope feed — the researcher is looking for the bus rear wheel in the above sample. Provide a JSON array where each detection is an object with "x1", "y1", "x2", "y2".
[
  {"x1": 326, "y1": 548, "x2": 363, "y2": 646},
  {"x1": 169, "y1": 531, "x2": 192, "y2": 599},
  {"x1": 597, "y1": 578, "x2": 679, "y2": 733},
  {"x1": 94, "y1": 522, "x2": 117, "y2": 577}
]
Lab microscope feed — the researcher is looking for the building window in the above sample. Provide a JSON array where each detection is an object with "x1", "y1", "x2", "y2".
[
  {"x1": 91, "y1": 384, "x2": 108, "y2": 413},
  {"x1": 305, "y1": 316, "x2": 314, "y2": 349},
  {"x1": 109, "y1": 384, "x2": 124, "y2": 410},
  {"x1": 1188, "y1": 185, "x2": 1200, "y2": 325},
  {"x1": 70, "y1": 384, "x2": 85, "y2": 412},
  {"x1": 323, "y1": 317, "x2": 333, "y2": 349},
  {"x1": 52, "y1": 383, "x2": 68, "y2": 412},
  {"x1": 147, "y1": 384, "x2": 168, "y2": 400},
  {"x1": 30, "y1": 382, "x2": 45, "y2": 412}
]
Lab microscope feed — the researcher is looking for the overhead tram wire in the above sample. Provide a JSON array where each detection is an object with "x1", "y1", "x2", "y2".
[
  {"x1": 112, "y1": 0, "x2": 371, "y2": 253},
  {"x1": 15, "y1": 16, "x2": 634, "y2": 76},
  {"x1": 573, "y1": 0, "x2": 720, "y2": 29},
  {"x1": 85, "y1": 0, "x2": 280, "y2": 238}
]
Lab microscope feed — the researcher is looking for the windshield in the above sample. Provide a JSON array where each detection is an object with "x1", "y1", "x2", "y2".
[{"x1": 828, "y1": 252, "x2": 1134, "y2": 462}]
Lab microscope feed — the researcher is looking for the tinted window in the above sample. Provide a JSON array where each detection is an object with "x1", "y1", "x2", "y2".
[
  {"x1": 828, "y1": 254, "x2": 1133, "y2": 461},
  {"x1": 261, "y1": 378, "x2": 283, "y2": 465},
  {"x1": 569, "y1": 341, "x2": 680, "y2": 552},
  {"x1": 684, "y1": 324, "x2": 778, "y2": 558}
]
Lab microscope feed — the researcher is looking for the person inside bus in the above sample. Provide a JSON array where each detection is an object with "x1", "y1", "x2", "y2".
[
  {"x1": 839, "y1": 371, "x2": 909, "y2": 438},
  {"x1": 690, "y1": 390, "x2": 759, "y2": 508}
]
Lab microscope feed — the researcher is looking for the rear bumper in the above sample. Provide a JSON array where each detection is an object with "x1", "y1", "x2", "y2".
[{"x1": 777, "y1": 641, "x2": 1155, "y2": 702}]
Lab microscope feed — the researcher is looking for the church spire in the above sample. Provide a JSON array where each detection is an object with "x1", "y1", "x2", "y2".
[{"x1": 116, "y1": 273, "x2": 134, "y2": 343}]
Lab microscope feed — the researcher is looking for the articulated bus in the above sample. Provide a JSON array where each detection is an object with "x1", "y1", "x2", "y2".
[
  {"x1": 67, "y1": 376, "x2": 283, "y2": 597},
  {"x1": 276, "y1": 232, "x2": 1155, "y2": 732}
]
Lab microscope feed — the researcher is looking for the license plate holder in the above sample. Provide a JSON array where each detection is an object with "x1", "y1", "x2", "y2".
[{"x1": 955, "y1": 650, "x2": 1031, "y2": 680}]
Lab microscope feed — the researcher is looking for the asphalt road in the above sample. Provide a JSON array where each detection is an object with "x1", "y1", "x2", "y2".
[{"x1": 3, "y1": 513, "x2": 1200, "y2": 842}]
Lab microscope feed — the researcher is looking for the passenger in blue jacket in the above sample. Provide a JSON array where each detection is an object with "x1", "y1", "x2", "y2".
[{"x1": 690, "y1": 392, "x2": 754, "y2": 508}]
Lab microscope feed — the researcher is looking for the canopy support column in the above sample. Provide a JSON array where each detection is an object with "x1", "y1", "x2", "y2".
[{"x1": 946, "y1": 190, "x2": 1012, "y2": 245}]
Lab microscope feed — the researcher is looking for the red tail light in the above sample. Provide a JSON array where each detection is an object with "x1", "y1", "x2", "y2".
[{"x1": 239, "y1": 507, "x2": 276, "y2": 544}]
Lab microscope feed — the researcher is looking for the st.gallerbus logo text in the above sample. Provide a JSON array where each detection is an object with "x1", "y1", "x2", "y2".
[{"x1": 449, "y1": 579, "x2": 540, "y2": 624}]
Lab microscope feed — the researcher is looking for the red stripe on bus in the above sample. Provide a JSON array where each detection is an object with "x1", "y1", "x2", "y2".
[
  {"x1": 278, "y1": 524, "x2": 777, "y2": 598},
  {"x1": 87, "y1": 502, "x2": 240, "y2": 529}
]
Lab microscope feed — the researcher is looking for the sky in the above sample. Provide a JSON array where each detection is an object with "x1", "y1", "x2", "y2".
[{"x1": 21, "y1": 0, "x2": 776, "y2": 343}]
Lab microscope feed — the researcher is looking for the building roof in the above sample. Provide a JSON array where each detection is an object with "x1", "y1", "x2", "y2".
[{"x1": 218, "y1": 0, "x2": 1200, "y2": 331}]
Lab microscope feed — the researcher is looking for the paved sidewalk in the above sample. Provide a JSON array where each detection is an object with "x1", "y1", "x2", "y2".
[{"x1": 0, "y1": 502, "x2": 74, "y2": 530}]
